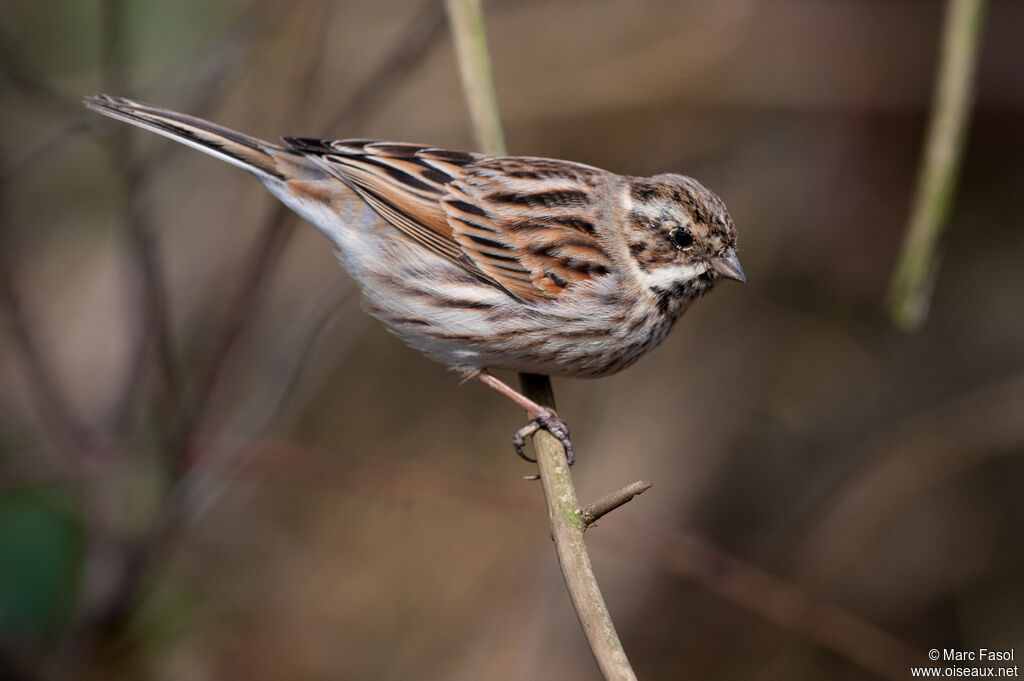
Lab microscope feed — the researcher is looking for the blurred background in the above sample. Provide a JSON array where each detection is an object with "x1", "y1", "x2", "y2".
[{"x1": 1, "y1": 0, "x2": 1023, "y2": 679}]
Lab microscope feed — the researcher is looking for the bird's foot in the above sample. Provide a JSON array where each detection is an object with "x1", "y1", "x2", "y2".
[{"x1": 512, "y1": 408, "x2": 574, "y2": 465}]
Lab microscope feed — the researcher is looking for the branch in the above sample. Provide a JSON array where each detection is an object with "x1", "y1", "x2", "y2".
[{"x1": 886, "y1": 0, "x2": 987, "y2": 329}]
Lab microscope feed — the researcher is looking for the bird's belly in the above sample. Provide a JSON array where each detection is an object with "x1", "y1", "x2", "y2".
[{"x1": 370, "y1": 288, "x2": 677, "y2": 379}]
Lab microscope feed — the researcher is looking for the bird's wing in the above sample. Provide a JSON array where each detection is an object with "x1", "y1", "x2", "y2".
[{"x1": 289, "y1": 138, "x2": 613, "y2": 301}]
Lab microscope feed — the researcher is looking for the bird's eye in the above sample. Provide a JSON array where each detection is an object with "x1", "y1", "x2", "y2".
[{"x1": 670, "y1": 228, "x2": 694, "y2": 249}]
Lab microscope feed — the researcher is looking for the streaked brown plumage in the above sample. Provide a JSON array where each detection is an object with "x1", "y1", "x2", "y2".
[{"x1": 84, "y1": 94, "x2": 744, "y2": 461}]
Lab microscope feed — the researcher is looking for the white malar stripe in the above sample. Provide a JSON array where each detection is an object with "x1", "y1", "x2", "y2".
[
  {"x1": 618, "y1": 185, "x2": 633, "y2": 214},
  {"x1": 638, "y1": 261, "x2": 708, "y2": 290}
]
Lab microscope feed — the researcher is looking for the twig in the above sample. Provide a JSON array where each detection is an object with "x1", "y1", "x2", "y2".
[
  {"x1": 886, "y1": 0, "x2": 987, "y2": 329},
  {"x1": 580, "y1": 481, "x2": 653, "y2": 527}
]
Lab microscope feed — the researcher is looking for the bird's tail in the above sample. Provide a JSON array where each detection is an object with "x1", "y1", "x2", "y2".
[{"x1": 84, "y1": 94, "x2": 291, "y2": 181}]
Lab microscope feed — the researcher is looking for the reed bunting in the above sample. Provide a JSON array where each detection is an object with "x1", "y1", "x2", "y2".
[{"x1": 84, "y1": 95, "x2": 744, "y2": 463}]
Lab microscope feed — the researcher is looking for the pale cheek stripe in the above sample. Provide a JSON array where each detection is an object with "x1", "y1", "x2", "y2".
[{"x1": 638, "y1": 262, "x2": 708, "y2": 289}]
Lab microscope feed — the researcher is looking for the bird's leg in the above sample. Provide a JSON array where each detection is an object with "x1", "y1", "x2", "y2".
[{"x1": 473, "y1": 370, "x2": 575, "y2": 464}]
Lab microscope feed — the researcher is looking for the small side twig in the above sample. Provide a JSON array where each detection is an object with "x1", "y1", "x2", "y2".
[
  {"x1": 886, "y1": 0, "x2": 987, "y2": 329},
  {"x1": 580, "y1": 481, "x2": 653, "y2": 527}
]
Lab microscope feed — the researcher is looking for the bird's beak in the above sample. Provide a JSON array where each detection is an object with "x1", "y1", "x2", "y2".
[{"x1": 711, "y1": 250, "x2": 746, "y2": 282}]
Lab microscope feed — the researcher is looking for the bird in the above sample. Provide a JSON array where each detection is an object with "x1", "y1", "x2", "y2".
[{"x1": 84, "y1": 94, "x2": 745, "y2": 464}]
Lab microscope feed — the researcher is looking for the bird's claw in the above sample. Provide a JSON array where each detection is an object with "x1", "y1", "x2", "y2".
[{"x1": 512, "y1": 409, "x2": 575, "y2": 465}]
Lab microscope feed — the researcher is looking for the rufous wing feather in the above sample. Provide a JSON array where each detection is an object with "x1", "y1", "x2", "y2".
[{"x1": 444, "y1": 157, "x2": 613, "y2": 300}]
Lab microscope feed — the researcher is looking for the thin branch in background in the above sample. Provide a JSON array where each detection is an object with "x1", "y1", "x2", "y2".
[
  {"x1": 165, "y1": 0, "x2": 342, "y2": 515},
  {"x1": 328, "y1": 0, "x2": 541, "y2": 133},
  {"x1": 106, "y1": 174, "x2": 180, "y2": 430},
  {"x1": 886, "y1": 0, "x2": 987, "y2": 330},
  {"x1": 0, "y1": 36, "x2": 104, "y2": 454},
  {"x1": 0, "y1": 119, "x2": 94, "y2": 186},
  {"x1": 797, "y1": 373, "x2": 1024, "y2": 589},
  {"x1": 443, "y1": 0, "x2": 507, "y2": 156},
  {"x1": 165, "y1": 203, "x2": 294, "y2": 468},
  {"x1": 0, "y1": 30, "x2": 85, "y2": 200},
  {"x1": 50, "y1": 4, "x2": 339, "y2": 677},
  {"x1": 107, "y1": 1, "x2": 295, "y2": 427},
  {"x1": 333, "y1": 452, "x2": 925, "y2": 681},
  {"x1": 182, "y1": 283, "x2": 360, "y2": 521},
  {"x1": 165, "y1": 0, "x2": 336, "y2": 472},
  {"x1": 99, "y1": 0, "x2": 182, "y2": 430},
  {"x1": 196, "y1": 442, "x2": 925, "y2": 681},
  {"x1": 111, "y1": 0, "x2": 335, "y2": 596},
  {"x1": 327, "y1": 0, "x2": 447, "y2": 132},
  {"x1": 1, "y1": 0, "x2": 280, "y2": 185},
  {"x1": 0, "y1": 217, "x2": 93, "y2": 454},
  {"x1": 623, "y1": 525, "x2": 926, "y2": 681},
  {"x1": 0, "y1": 425, "x2": 935, "y2": 680},
  {"x1": 106, "y1": 0, "x2": 291, "y2": 429},
  {"x1": 46, "y1": 3, "x2": 180, "y2": 677},
  {"x1": 0, "y1": 30, "x2": 78, "y2": 112},
  {"x1": 141, "y1": 0, "x2": 285, "y2": 111}
]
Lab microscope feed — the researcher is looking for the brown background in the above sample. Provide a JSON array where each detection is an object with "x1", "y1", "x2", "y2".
[{"x1": 1, "y1": 0, "x2": 1023, "y2": 679}]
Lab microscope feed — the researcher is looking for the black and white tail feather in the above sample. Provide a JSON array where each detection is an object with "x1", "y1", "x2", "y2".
[{"x1": 85, "y1": 94, "x2": 292, "y2": 181}]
